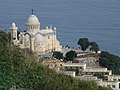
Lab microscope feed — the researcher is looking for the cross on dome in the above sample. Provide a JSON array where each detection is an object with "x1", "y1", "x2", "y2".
[
  {"x1": 26, "y1": 11, "x2": 40, "y2": 32},
  {"x1": 32, "y1": 9, "x2": 34, "y2": 15}
]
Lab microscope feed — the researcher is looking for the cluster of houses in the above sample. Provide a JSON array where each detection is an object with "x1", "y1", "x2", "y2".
[{"x1": 42, "y1": 55, "x2": 120, "y2": 90}]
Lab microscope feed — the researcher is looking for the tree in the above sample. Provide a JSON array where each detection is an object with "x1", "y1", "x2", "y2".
[
  {"x1": 65, "y1": 50, "x2": 77, "y2": 61},
  {"x1": 0, "y1": 30, "x2": 10, "y2": 47},
  {"x1": 90, "y1": 42, "x2": 100, "y2": 53},
  {"x1": 77, "y1": 38, "x2": 90, "y2": 52},
  {"x1": 52, "y1": 51, "x2": 63, "y2": 60},
  {"x1": 99, "y1": 51, "x2": 120, "y2": 74}
]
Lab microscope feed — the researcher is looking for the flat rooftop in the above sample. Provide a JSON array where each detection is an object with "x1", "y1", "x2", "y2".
[{"x1": 64, "y1": 62, "x2": 86, "y2": 66}]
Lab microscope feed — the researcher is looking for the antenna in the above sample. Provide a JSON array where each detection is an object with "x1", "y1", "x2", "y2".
[{"x1": 32, "y1": 9, "x2": 34, "y2": 15}]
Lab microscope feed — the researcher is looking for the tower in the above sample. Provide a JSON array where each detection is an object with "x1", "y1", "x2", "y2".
[
  {"x1": 10, "y1": 22, "x2": 19, "y2": 45},
  {"x1": 53, "y1": 27, "x2": 57, "y2": 51}
]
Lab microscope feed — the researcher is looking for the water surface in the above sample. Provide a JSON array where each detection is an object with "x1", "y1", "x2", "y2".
[{"x1": 0, "y1": 0, "x2": 120, "y2": 55}]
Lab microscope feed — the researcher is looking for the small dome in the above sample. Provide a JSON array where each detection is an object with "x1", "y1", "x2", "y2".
[
  {"x1": 10, "y1": 22, "x2": 18, "y2": 30},
  {"x1": 12, "y1": 22, "x2": 16, "y2": 28},
  {"x1": 26, "y1": 15, "x2": 40, "y2": 25}
]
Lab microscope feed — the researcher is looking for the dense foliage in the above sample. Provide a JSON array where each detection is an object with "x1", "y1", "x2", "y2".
[
  {"x1": 77, "y1": 38, "x2": 90, "y2": 52},
  {"x1": 52, "y1": 51, "x2": 63, "y2": 60},
  {"x1": 65, "y1": 50, "x2": 77, "y2": 61},
  {"x1": 0, "y1": 30, "x2": 111, "y2": 90},
  {"x1": 77, "y1": 38, "x2": 100, "y2": 53},
  {"x1": 90, "y1": 42, "x2": 99, "y2": 53},
  {"x1": 99, "y1": 51, "x2": 120, "y2": 74}
]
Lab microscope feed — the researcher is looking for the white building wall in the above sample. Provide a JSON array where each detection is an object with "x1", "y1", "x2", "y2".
[{"x1": 10, "y1": 14, "x2": 62, "y2": 54}]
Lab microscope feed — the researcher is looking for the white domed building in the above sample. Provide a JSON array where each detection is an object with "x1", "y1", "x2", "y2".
[{"x1": 10, "y1": 14, "x2": 62, "y2": 54}]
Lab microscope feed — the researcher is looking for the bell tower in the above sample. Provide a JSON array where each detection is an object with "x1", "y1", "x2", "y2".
[{"x1": 10, "y1": 22, "x2": 19, "y2": 45}]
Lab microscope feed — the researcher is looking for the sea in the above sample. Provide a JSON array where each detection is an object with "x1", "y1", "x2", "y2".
[{"x1": 0, "y1": 0, "x2": 120, "y2": 56}]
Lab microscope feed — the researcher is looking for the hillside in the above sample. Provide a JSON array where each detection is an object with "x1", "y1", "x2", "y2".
[
  {"x1": 99, "y1": 51, "x2": 120, "y2": 74},
  {"x1": 0, "y1": 30, "x2": 111, "y2": 90}
]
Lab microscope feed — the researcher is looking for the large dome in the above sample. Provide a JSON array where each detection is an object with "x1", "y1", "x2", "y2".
[
  {"x1": 26, "y1": 15, "x2": 40, "y2": 25},
  {"x1": 26, "y1": 14, "x2": 40, "y2": 32}
]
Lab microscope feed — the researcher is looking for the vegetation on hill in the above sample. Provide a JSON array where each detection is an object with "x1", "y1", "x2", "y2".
[
  {"x1": 99, "y1": 51, "x2": 120, "y2": 74},
  {"x1": 65, "y1": 50, "x2": 77, "y2": 61},
  {"x1": 52, "y1": 51, "x2": 63, "y2": 60},
  {"x1": 0, "y1": 30, "x2": 111, "y2": 90},
  {"x1": 53, "y1": 50, "x2": 77, "y2": 61},
  {"x1": 78, "y1": 38, "x2": 90, "y2": 52},
  {"x1": 77, "y1": 38, "x2": 99, "y2": 53},
  {"x1": 90, "y1": 42, "x2": 100, "y2": 53}
]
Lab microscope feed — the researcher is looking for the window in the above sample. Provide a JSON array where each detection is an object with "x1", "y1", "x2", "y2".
[
  {"x1": 13, "y1": 38, "x2": 16, "y2": 40},
  {"x1": 112, "y1": 85, "x2": 115, "y2": 88},
  {"x1": 105, "y1": 72, "x2": 108, "y2": 75},
  {"x1": 36, "y1": 44, "x2": 40, "y2": 45},
  {"x1": 76, "y1": 67, "x2": 78, "y2": 69},
  {"x1": 119, "y1": 83, "x2": 120, "y2": 89},
  {"x1": 48, "y1": 36, "x2": 50, "y2": 39},
  {"x1": 80, "y1": 67, "x2": 82, "y2": 69}
]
